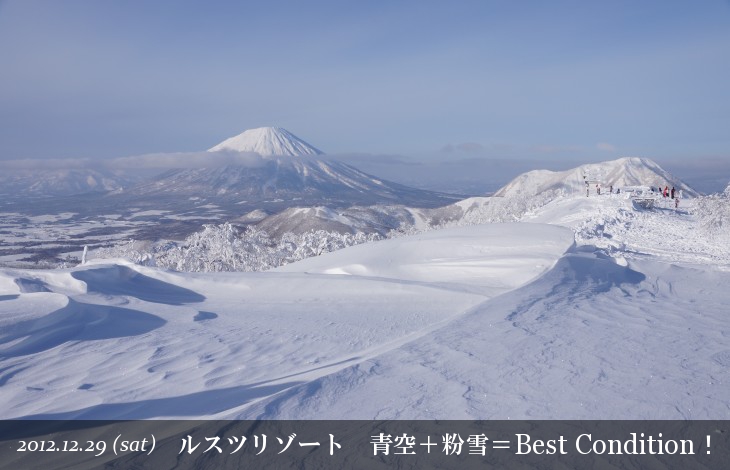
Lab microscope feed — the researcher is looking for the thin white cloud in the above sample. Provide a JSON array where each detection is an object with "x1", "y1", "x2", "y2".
[
  {"x1": 596, "y1": 142, "x2": 617, "y2": 152},
  {"x1": 1, "y1": 150, "x2": 269, "y2": 171},
  {"x1": 110, "y1": 150, "x2": 267, "y2": 169},
  {"x1": 2, "y1": 158, "x2": 94, "y2": 170}
]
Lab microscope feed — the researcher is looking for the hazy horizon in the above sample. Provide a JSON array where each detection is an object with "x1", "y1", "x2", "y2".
[{"x1": 1, "y1": 0, "x2": 729, "y2": 194}]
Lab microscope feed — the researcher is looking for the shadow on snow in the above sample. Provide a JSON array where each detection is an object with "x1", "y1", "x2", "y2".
[
  {"x1": 15, "y1": 380, "x2": 303, "y2": 420},
  {"x1": 72, "y1": 265, "x2": 205, "y2": 305},
  {"x1": 0, "y1": 299, "x2": 166, "y2": 358}
]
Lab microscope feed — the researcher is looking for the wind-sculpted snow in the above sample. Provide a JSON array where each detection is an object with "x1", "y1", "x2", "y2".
[
  {"x1": 237, "y1": 247, "x2": 730, "y2": 420},
  {"x1": 0, "y1": 299, "x2": 166, "y2": 358},
  {"x1": 14, "y1": 278, "x2": 51, "y2": 294},
  {"x1": 275, "y1": 224, "x2": 573, "y2": 292},
  {"x1": 72, "y1": 266, "x2": 206, "y2": 305},
  {"x1": 0, "y1": 224, "x2": 574, "y2": 419}
]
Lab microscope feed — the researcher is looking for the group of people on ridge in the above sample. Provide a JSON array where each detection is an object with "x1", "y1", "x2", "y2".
[
  {"x1": 652, "y1": 185, "x2": 682, "y2": 208},
  {"x1": 587, "y1": 182, "x2": 683, "y2": 210}
]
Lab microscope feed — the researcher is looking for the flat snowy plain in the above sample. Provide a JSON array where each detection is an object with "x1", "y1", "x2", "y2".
[{"x1": 1, "y1": 193, "x2": 728, "y2": 420}]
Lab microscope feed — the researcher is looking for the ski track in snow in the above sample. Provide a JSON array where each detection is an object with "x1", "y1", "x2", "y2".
[{"x1": 1, "y1": 193, "x2": 729, "y2": 420}]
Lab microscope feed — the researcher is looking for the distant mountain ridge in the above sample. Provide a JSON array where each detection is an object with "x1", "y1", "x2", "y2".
[
  {"x1": 0, "y1": 169, "x2": 132, "y2": 198},
  {"x1": 208, "y1": 127, "x2": 324, "y2": 156}
]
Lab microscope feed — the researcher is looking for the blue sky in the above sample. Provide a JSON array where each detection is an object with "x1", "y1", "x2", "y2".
[{"x1": 1, "y1": 0, "x2": 729, "y2": 187}]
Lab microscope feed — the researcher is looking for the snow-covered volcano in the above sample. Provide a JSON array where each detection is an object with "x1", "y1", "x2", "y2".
[
  {"x1": 121, "y1": 127, "x2": 456, "y2": 209},
  {"x1": 495, "y1": 157, "x2": 698, "y2": 198},
  {"x1": 123, "y1": 157, "x2": 457, "y2": 209},
  {"x1": 208, "y1": 127, "x2": 324, "y2": 156}
]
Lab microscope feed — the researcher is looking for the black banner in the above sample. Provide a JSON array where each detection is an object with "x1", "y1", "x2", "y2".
[{"x1": 0, "y1": 420, "x2": 726, "y2": 469}]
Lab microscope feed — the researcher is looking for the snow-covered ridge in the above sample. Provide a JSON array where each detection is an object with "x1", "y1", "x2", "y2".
[
  {"x1": 495, "y1": 157, "x2": 698, "y2": 198},
  {"x1": 208, "y1": 126, "x2": 324, "y2": 156},
  {"x1": 238, "y1": 157, "x2": 703, "y2": 241}
]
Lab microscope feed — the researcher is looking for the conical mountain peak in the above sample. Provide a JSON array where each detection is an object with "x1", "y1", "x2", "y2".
[{"x1": 208, "y1": 127, "x2": 324, "y2": 156}]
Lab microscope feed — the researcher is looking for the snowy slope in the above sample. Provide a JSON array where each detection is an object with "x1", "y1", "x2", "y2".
[
  {"x1": 208, "y1": 127, "x2": 324, "y2": 156},
  {"x1": 274, "y1": 224, "x2": 571, "y2": 293}
]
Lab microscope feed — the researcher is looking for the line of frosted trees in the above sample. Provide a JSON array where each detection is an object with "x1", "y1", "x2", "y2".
[{"x1": 95, "y1": 224, "x2": 385, "y2": 272}]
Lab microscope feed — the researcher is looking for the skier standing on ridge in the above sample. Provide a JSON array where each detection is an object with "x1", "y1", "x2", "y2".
[{"x1": 671, "y1": 187, "x2": 675, "y2": 199}]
